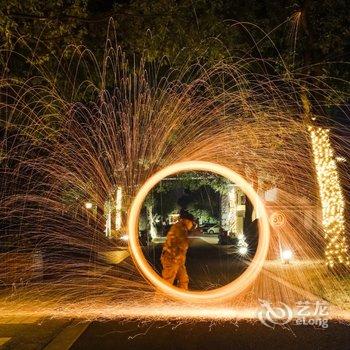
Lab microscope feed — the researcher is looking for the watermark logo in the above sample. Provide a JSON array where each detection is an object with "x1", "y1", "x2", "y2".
[
  {"x1": 257, "y1": 299, "x2": 329, "y2": 329},
  {"x1": 257, "y1": 299, "x2": 293, "y2": 328}
]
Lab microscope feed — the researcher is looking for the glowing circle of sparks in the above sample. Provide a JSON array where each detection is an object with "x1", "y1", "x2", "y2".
[{"x1": 128, "y1": 161, "x2": 270, "y2": 303}]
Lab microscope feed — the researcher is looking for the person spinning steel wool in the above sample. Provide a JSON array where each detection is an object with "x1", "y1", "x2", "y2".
[{"x1": 160, "y1": 210, "x2": 196, "y2": 290}]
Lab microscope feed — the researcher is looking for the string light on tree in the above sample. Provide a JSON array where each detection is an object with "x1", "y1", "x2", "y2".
[
  {"x1": 105, "y1": 205, "x2": 112, "y2": 238},
  {"x1": 115, "y1": 186, "x2": 123, "y2": 231},
  {"x1": 309, "y1": 126, "x2": 350, "y2": 268}
]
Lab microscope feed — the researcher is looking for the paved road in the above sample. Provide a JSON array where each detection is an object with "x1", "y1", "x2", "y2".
[
  {"x1": 71, "y1": 319, "x2": 350, "y2": 350},
  {"x1": 70, "y1": 238, "x2": 350, "y2": 350}
]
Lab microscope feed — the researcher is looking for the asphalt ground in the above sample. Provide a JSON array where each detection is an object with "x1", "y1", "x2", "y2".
[
  {"x1": 70, "y1": 238, "x2": 350, "y2": 350},
  {"x1": 71, "y1": 319, "x2": 350, "y2": 350}
]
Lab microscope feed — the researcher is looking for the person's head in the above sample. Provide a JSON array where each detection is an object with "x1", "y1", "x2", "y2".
[{"x1": 179, "y1": 209, "x2": 196, "y2": 231}]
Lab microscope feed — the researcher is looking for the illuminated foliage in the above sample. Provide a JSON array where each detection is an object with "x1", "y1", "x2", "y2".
[{"x1": 309, "y1": 126, "x2": 350, "y2": 268}]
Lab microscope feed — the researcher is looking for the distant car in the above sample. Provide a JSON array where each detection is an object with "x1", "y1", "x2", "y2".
[
  {"x1": 190, "y1": 227, "x2": 204, "y2": 236},
  {"x1": 202, "y1": 223, "x2": 221, "y2": 234}
]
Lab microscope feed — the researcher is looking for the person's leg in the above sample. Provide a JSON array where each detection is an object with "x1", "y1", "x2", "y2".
[
  {"x1": 176, "y1": 263, "x2": 189, "y2": 290},
  {"x1": 161, "y1": 257, "x2": 179, "y2": 286}
]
